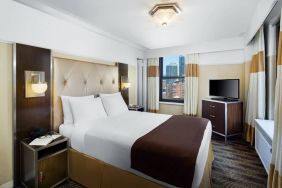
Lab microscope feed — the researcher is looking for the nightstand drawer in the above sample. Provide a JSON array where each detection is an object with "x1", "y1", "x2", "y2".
[{"x1": 38, "y1": 151, "x2": 68, "y2": 188}]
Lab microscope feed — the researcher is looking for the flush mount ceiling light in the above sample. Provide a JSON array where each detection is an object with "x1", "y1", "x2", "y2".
[{"x1": 149, "y1": 3, "x2": 182, "y2": 26}]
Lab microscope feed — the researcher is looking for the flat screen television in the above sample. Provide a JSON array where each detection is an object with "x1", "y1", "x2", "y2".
[{"x1": 209, "y1": 79, "x2": 239, "y2": 100}]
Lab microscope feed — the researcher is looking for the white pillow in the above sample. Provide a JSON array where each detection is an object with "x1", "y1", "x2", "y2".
[
  {"x1": 69, "y1": 96, "x2": 107, "y2": 125},
  {"x1": 61, "y1": 96, "x2": 74, "y2": 125},
  {"x1": 100, "y1": 92, "x2": 128, "y2": 116},
  {"x1": 61, "y1": 95, "x2": 94, "y2": 125}
]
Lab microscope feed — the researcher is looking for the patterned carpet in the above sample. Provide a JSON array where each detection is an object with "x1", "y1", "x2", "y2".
[
  {"x1": 212, "y1": 136, "x2": 267, "y2": 188},
  {"x1": 57, "y1": 180, "x2": 85, "y2": 188},
  {"x1": 57, "y1": 137, "x2": 268, "y2": 188}
]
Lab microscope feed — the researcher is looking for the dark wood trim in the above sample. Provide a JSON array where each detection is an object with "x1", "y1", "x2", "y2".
[
  {"x1": 116, "y1": 63, "x2": 129, "y2": 105},
  {"x1": 14, "y1": 44, "x2": 51, "y2": 186}
]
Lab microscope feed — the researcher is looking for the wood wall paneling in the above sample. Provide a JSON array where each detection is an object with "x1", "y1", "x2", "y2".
[
  {"x1": 14, "y1": 44, "x2": 51, "y2": 186},
  {"x1": 227, "y1": 102, "x2": 243, "y2": 135},
  {"x1": 117, "y1": 63, "x2": 129, "y2": 105}
]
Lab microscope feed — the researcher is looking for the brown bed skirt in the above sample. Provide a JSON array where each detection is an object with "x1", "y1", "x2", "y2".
[{"x1": 68, "y1": 144, "x2": 214, "y2": 188}]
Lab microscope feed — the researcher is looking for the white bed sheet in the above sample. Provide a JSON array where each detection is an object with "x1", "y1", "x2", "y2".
[{"x1": 59, "y1": 111, "x2": 212, "y2": 188}]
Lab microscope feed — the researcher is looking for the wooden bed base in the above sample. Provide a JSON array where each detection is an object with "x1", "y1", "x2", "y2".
[{"x1": 68, "y1": 144, "x2": 214, "y2": 188}]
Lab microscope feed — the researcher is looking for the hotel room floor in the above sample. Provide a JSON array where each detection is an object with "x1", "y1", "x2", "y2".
[
  {"x1": 211, "y1": 136, "x2": 267, "y2": 188},
  {"x1": 58, "y1": 137, "x2": 267, "y2": 188}
]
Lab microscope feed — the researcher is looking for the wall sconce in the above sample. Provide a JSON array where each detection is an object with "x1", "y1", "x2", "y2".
[
  {"x1": 121, "y1": 76, "x2": 131, "y2": 90},
  {"x1": 122, "y1": 82, "x2": 131, "y2": 89},
  {"x1": 25, "y1": 71, "x2": 48, "y2": 98}
]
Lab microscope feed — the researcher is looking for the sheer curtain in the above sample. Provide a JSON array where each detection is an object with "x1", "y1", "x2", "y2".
[
  {"x1": 184, "y1": 54, "x2": 199, "y2": 116},
  {"x1": 147, "y1": 58, "x2": 159, "y2": 113},
  {"x1": 244, "y1": 27, "x2": 266, "y2": 145},
  {"x1": 268, "y1": 10, "x2": 282, "y2": 187}
]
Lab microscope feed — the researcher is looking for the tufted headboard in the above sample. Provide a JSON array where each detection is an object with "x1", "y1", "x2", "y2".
[{"x1": 52, "y1": 57, "x2": 118, "y2": 131}]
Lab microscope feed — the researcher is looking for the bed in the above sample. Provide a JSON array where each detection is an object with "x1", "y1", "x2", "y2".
[{"x1": 52, "y1": 57, "x2": 213, "y2": 188}]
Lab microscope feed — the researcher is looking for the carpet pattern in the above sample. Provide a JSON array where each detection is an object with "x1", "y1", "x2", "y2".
[
  {"x1": 212, "y1": 137, "x2": 267, "y2": 188},
  {"x1": 57, "y1": 180, "x2": 85, "y2": 188},
  {"x1": 57, "y1": 138, "x2": 268, "y2": 188}
]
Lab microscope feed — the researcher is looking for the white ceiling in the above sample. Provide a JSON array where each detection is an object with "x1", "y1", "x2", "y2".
[{"x1": 17, "y1": 0, "x2": 260, "y2": 50}]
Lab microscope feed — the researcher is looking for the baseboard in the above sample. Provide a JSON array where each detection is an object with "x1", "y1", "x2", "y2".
[{"x1": 0, "y1": 181, "x2": 13, "y2": 188}]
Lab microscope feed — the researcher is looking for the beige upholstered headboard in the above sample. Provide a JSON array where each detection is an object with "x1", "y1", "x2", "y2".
[{"x1": 52, "y1": 57, "x2": 118, "y2": 131}]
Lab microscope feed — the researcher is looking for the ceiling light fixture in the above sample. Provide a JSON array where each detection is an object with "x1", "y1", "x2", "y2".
[{"x1": 149, "y1": 3, "x2": 181, "y2": 26}]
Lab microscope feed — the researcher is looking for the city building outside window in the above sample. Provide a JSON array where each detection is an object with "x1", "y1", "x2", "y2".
[{"x1": 159, "y1": 55, "x2": 185, "y2": 103}]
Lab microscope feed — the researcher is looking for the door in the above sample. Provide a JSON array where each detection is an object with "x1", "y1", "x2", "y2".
[{"x1": 38, "y1": 151, "x2": 67, "y2": 188}]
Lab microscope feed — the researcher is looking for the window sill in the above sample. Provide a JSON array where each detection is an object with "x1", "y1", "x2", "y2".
[{"x1": 159, "y1": 101, "x2": 184, "y2": 106}]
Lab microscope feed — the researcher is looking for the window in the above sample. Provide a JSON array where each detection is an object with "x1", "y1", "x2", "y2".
[{"x1": 159, "y1": 55, "x2": 185, "y2": 103}]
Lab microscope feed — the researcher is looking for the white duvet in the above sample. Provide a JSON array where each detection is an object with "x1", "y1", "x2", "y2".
[{"x1": 59, "y1": 111, "x2": 212, "y2": 188}]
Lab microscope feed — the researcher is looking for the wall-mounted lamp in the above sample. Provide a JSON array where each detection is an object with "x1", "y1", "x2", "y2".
[
  {"x1": 122, "y1": 82, "x2": 131, "y2": 89},
  {"x1": 25, "y1": 71, "x2": 48, "y2": 98},
  {"x1": 121, "y1": 76, "x2": 131, "y2": 90}
]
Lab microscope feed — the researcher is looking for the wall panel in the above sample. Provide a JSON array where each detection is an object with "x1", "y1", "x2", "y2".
[
  {"x1": 0, "y1": 43, "x2": 13, "y2": 185},
  {"x1": 14, "y1": 44, "x2": 51, "y2": 186}
]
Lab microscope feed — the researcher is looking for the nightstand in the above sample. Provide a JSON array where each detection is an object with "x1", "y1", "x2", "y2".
[
  {"x1": 128, "y1": 105, "x2": 144, "y2": 112},
  {"x1": 20, "y1": 133, "x2": 68, "y2": 188}
]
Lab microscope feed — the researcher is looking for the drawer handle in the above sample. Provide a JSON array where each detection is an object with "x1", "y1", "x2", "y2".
[
  {"x1": 209, "y1": 105, "x2": 215, "y2": 108},
  {"x1": 210, "y1": 115, "x2": 215, "y2": 118}
]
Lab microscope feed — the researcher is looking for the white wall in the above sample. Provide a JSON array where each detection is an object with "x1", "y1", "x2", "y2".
[
  {"x1": 199, "y1": 50, "x2": 244, "y2": 65},
  {"x1": 245, "y1": 0, "x2": 277, "y2": 44},
  {"x1": 145, "y1": 37, "x2": 245, "y2": 65},
  {"x1": 0, "y1": 0, "x2": 144, "y2": 65},
  {"x1": 146, "y1": 37, "x2": 244, "y2": 58}
]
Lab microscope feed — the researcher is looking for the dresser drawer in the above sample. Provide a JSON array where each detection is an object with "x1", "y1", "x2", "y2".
[
  {"x1": 202, "y1": 100, "x2": 225, "y2": 134},
  {"x1": 202, "y1": 99, "x2": 243, "y2": 143}
]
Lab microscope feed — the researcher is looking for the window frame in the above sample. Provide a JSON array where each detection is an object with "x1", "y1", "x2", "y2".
[{"x1": 159, "y1": 57, "x2": 185, "y2": 103}]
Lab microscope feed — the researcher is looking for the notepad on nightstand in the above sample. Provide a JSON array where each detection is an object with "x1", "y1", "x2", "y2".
[
  {"x1": 29, "y1": 134, "x2": 62, "y2": 146},
  {"x1": 29, "y1": 137, "x2": 53, "y2": 146}
]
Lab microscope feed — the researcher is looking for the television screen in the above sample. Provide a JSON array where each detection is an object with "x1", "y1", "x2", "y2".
[{"x1": 209, "y1": 79, "x2": 239, "y2": 99}]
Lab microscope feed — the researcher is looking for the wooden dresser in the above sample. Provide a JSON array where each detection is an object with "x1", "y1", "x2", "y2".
[{"x1": 202, "y1": 99, "x2": 243, "y2": 142}]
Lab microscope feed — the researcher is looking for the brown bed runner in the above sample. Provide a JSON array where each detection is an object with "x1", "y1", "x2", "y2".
[{"x1": 131, "y1": 115, "x2": 209, "y2": 188}]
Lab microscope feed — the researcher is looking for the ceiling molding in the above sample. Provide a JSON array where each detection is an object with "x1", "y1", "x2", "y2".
[
  {"x1": 14, "y1": 0, "x2": 148, "y2": 52},
  {"x1": 145, "y1": 36, "x2": 245, "y2": 58},
  {"x1": 0, "y1": 38, "x2": 13, "y2": 44}
]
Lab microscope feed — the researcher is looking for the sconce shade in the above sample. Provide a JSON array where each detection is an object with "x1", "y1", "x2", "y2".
[
  {"x1": 120, "y1": 76, "x2": 131, "y2": 90},
  {"x1": 122, "y1": 82, "x2": 131, "y2": 89},
  {"x1": 25, "y1": 70, "x2": 48, "y2": 97},
  {"x1": 31, "y1": 82, "x2": 48, "y2": 94}
]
